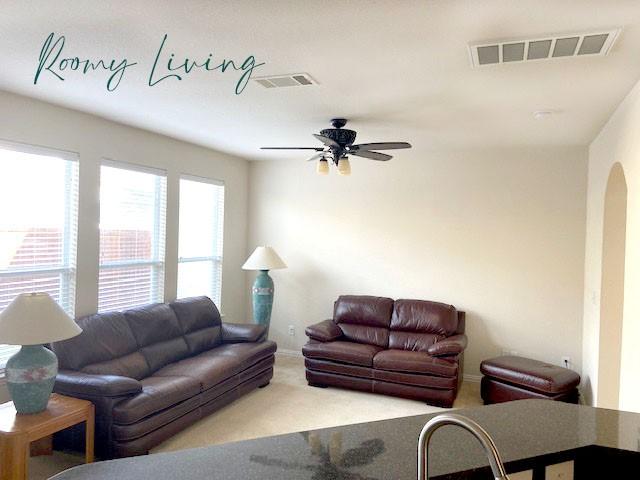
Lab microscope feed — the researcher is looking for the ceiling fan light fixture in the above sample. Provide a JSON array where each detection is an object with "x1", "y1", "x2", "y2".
[
  {"x1": 337, "y1": 157, "x2": 351, "y2": 176},
  {"x1": 316, "y1": 158, "x2": 329, "y2": 175}
]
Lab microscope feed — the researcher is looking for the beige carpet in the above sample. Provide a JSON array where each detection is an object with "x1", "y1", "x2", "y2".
[{"x1": 29, "y1": 354, "x2": 482, "y2": 479}]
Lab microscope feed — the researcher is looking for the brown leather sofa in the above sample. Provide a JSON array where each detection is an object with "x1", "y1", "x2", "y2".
[
  {"x1": 302, "y1": 295, "x2": 467, "y2": 407},
  {"x1": 50, "y1": 296, "x2": 276, "y2": 459}
]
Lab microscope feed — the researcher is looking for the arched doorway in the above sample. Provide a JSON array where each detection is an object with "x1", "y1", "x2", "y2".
[{"x1": 597, "y1": 163, "x2": 627, "y2": 409}]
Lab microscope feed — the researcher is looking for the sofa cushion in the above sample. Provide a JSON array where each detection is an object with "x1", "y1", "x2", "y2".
[
  {"x1": 51, "y1": 311, "x2": 151, "y2": 380},
  {"x1": 125, "y1": 303, "x2": 190, "y2": 373},
  {"x1": 112, "y1": 375, "x2": 201, "y2": 425},
  {"x1": 170, "y1": 296, "x2": 222, "y2": 354},
  {"x1": 333, "y1": 296, "x2": 393, "y2": 348},
  {"x1": 373, "y1": 350, "x2": 458, "y2": 377},
  {"x1": 154, "y1": 341, "x2": 277, "y2": 390},
  {"x1": 80, "y1": 352, "x2": 150, "y2": 380},
  {"x1": 302, "y1": 341, "x2": 382, "y2": 367}
]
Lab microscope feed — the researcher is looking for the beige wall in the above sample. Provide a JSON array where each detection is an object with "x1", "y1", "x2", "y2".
[
  {"x1": 248, "y1": 146, "x2": 588, "y2": 378},
  {"x1": 583, "y1": 79, "x2": 640, "y2": 412},
  {"x1": 596, "y1": 164, "x2": 627, "y2": 409},
  {"x1": 0, "y1": 91, "x2": 250, "y2": 399}
]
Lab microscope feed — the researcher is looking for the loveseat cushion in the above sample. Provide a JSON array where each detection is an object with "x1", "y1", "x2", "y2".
[
  {"x1": 170, "y1": 296, "x2": 223, "y2": 354},
  {"x1": 389, "y1": 300, "x2": 458, "y2": 352},
  {"x1": 373, "y1": 350, "x2": 458, "y2": 377},
  {"x1": 334, "y1": 296, "x2": 394, "y2": 348},
  {"x1": 302, "y1": 341, "x2": 382, "y2": 367},
  {"x1": 112, "y1": 375, "x2": 201, "y2": 425},
  {"x1": 334, "y1": 295, "x2": 394, "y2": 327},
  {"x1": 125, "y1": 303, "x2": 190, "y2": 373},
  {"x1": 154, "y1": 341, "x2": 277, "y2": 390}
]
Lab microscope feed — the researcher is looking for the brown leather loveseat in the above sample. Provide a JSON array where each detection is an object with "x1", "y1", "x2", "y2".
[
  {"x1": 302, "y1": 295, "x2": 467, "y2": 407},
  {"x1": 51, "y1": 296, "x2": 276, "y2": 458}
]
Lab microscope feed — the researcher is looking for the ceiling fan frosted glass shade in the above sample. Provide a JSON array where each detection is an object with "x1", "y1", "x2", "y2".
[
  {"x1": 316, "y1": 158, "x2": 329, "y2": 175},
  {"x1": 337, "y1": 157, "x2": 351, "y2": 176}
]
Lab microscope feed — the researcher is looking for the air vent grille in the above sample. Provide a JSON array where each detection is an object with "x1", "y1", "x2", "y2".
[
  {"x1": 469, "y1": 29, "x2": 620, "y2": 67},
  {"x1": 254, "y1": 73, "x2": 317, "y2": 88}
]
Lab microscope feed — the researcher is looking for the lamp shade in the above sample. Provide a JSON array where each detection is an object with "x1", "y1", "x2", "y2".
[
  {"x1": 0, "y1": 293, "x2": 82, "y2": 345},
  {"x1": 242, "y1": 246, "x2": 287, "y2": 270}
]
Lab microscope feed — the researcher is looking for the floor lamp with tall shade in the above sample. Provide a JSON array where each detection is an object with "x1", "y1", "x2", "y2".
[{"x1": 242, "y1": 246, "x2": 287, "y2": 337}]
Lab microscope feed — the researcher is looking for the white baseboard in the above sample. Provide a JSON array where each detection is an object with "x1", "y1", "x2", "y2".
[
  {"x1": 276, "y1": 348, "x2": 303, "y2": 358},
  {"x1": 463, "y1": 374, "x2": 482, "y2": 383}
]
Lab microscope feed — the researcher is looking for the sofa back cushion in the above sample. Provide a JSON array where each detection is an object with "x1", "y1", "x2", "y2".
[
  {"x1": 389, "y1": 299, "x2": 458, "y2": 352},
  {"x1": 124, "y1": 303, "x2": 190, "y2": 373},
  {"x1": 333, "y1": 295, "x2": 393, "y2": 348},
  {"x1": 51, "y1": 311, "x2": 150, "y2": 380},
  {"x1": 170, "y1": 296, "x2": 222, "y2": 354}
]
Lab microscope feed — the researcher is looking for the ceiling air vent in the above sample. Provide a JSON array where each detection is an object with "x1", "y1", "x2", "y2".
[
  {"x1": 469, "y1": 29, "x2": 620, "y2": 67},
  {"x1": 254, "y1": 73, "x2": 318, "y2": 88}
]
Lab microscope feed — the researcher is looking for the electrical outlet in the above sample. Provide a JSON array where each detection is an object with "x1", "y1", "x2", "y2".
[
  {"x1": 561, "y1": 356, "x2": 571, "y2": 369},
  {"x1": 501, "y1": 349, "x2": 519, "y2": 357},
  {"x1": 288, "y1": 325, "x2": 295, "y2": 336},
  {"x1": 546, "y1": 461, "x2": 573, "y2": 480}
]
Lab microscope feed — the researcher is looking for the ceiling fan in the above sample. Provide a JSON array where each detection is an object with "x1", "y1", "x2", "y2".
[{"x1": 261, "y1": 118, "x2": 412, "y2": 175}]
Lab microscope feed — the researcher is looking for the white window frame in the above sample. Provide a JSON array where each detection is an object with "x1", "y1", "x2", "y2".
[
  {"x1": 177, "y1": 174, "x2": 225, "y2": 307},
  {"x1": 97, "y1": 159, "x2": 167, "y2": 313},
  {"x1": 0, "y1": 140, "x2": 79, "y2": 374}
]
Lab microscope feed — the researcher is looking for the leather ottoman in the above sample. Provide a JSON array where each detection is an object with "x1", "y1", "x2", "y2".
[{"x1": 480, "y1": 356, "x2": 580, "y2": 404}]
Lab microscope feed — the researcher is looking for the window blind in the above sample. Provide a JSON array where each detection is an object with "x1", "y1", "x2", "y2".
[
  {"x1": 98, "y1": 163, "x2": 167, "y2": 313},
  {"x1": 177, "y1": 176, "x2": 225, "y2": 306},
  {"x1": 0, "y1": 143, "x2": 79, "y2": 371}
]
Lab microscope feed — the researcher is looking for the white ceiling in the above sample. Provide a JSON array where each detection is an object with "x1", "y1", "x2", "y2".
[{"x1": 2, "y1": 1, "x2": 640, "y2": 161}]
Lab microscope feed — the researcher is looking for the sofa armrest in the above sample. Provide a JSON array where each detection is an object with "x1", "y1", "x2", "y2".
[
  {"x1": 305, "y1": 319, "x2": 343, "y2": 342},
  {"x1": 428, "y1": 334, "x2": 468, "y2": 357},
  {"x1": 222, "y1": 322, "x2": 266, "y2": 343},
  {"x1": 55, "y1": 370, "x2": 142, "y2": 398}
]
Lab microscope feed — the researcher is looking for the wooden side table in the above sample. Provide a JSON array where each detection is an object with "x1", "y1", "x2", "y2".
[{"x1": 0, "y1": 393, "x2": 94, "y2": 480}]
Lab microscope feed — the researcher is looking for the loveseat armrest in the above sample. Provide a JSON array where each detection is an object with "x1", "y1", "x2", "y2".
[
  {"x1": 222, "y1": 322, "x2": 266, "y2": 343},
  {"x1": 55, "y1": 370, "x2": 142, "y2": 398},
  {"x1": 305, "y1": 319, "x2": 343, "y2": 342},
  {"x1": 428, "y1": 334, "x2": 468, "y2": 357}
]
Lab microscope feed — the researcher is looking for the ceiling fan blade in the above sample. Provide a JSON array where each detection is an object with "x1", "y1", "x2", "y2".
[
  {"x1": 261, "y1": 147, "x2": 324, "y2": 150},
  {"x1": 313, "y1": 134, "x2": 340, "y2": 148},
  {"x1": 306, "y1": 153, "x2": 327, "y2": 162},
  {"x1": 351, "y1": 142, "x2": 411, "y2": 151},
  {"x1": 351, "y1": 150, "x2": 392, "y2": 161}
]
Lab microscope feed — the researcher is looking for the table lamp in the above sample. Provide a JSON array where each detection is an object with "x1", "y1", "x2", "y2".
[
  {"x1": 242, "y1": 246, "x2": 287, "y2": 337},
  {"x1": 0, "y1": 293, "x2": 82, "y2": 414}
]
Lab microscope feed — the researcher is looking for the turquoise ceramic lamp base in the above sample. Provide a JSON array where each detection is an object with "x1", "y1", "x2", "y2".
[
  {"x1": 252, "y1": 270, "x2": 274, "y2": 337},
  {"x1": 6, "y1": 345, "x2": 58, "y2": 414}
]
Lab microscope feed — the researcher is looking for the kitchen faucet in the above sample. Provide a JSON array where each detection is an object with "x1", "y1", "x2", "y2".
[{"x1": 417, "y1": 413, "x2": 510, "y2": 480}]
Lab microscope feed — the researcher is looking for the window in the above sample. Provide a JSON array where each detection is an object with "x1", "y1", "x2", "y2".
[
  {"x1": 177, "y1": 176, "x2": 224, "y2": 306},
  {"x1": 98, "y1": 162, "x2": 167, "y2": 312},
  {"x1": 0, "y1": 142, "x2": 79, "y2": 369}
]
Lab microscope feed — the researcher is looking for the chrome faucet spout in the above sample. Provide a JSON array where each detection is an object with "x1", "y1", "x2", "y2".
[{"x1": 417, "y1": 413, "x2": 509, "y2": 480}]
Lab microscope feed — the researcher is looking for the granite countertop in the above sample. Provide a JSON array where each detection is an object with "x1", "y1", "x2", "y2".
[{"x1": 51, "y1": 400, "x2": 640, "y2": 479}]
